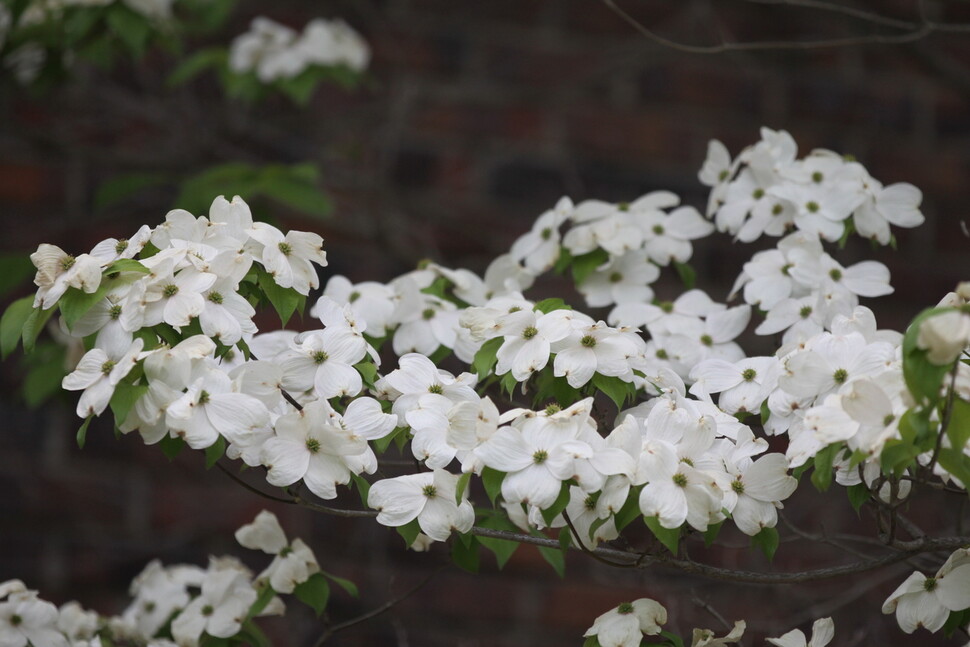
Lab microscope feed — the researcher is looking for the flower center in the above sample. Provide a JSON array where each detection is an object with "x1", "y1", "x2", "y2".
[
  {"x1": 833, "y1": 368, "x2": 848, "y2": 384},
  {"x1": 422, "y1": 484, "x2": 437, "y2": 498},
  {"x1": 202, "y1": 604, "x2": 214, "y2": 617},
  {"x1": 544, "y1": 404, "x2": 561, "y2": 415},
  {"x1": 522, "y1": 326, "x2": 538, "y2": 340},
  {"x1": 700, "y1": 334, "x2": 713, "y2": 347},
  {"x1": 672, "y1": 472, "x2": 688, "y2": 487},
  {"x1": 811, "y1": 171, "x2": 824, "y2": 183},
  {"x1": 109, "y1": 304, "x2": 123, "y2": 319},
  {"x1": 655, "y1": 349, "x2": 669, "y2": 360},
  {"x1": 584, "y1": 495, "x2": 596, "y2": 510},
  {"x1": 772, "y1": 203, "x2": 784, "y2": 215},
  {"x1": 61, "y1": 256, "x2": 76, "y2": 271},
  {"x1": 617, "y1": 602, "x2": 634, "y2": 614},
  {"x1": 617, "y1": 202, "x2": 629, "y2": 212},
  {"x1": 659, "y1": 301, "x2": 673, "y2": 313},
  {"x1": 609, "y1": 272, "x2": 623, "y2": 283},
  {"x1": 101, "y1": 360, "x2": 116, "y2": 375},
  {"x1": 580, "y1": 335, "x2": 596, "y2": 348},
  {"x1": 9, "y1": 614, "x2": 22, "y2": 626},
  {"x1": 163, "y1": 284, "x2": 179, "y2": 297},
  {"x1": 652, "y1": 224, "x2": 665, "y2": 235},
  {"x1": 199, "y1": 390, "x2": 211, "y2": 405},
  {"x1": 781, "y1": 263, "x2": 793, "y2": 276},
  {"x1": 752, "y1": 188, "x2": 765, "y2": 199},
  {"x1": 741, "y1": 368, "x2": 757, "y2": 382},
  {"x1": 532, "y1": 450, "x2": 548, "y2": 465},
  {"x1": 115, "y1": 239, "x2": 129, "y2": 254},
  {"x1": 806, "y1": 201, "x2": 820, "y2": 213},
  {"x1": 541, "y1": 227, "x2": 553, "y2": 241},
  {"x1": 924, "y1": 577, "x2": 938, "y2": 592},
  {"x1": 883, "y1": 413, "x2": 896, "y2": 426},
  {"x1": 208, "y1": 291, "x2": 224, "y2": 304},
  {"x1": 278, "y1": 242, "x2": 293, "y2": 256},
  {"x1": 829, "y1": 268, "x2": 843, "y2": 281},
  {"x1": 731, "y1": 479, "x2": 745, "y2": 494},
  {"x1": 718, "y1": 169, "x2": 729, "y2": 182},
  {"x1": 306, "y1": 438, "x2": 321, "y2": 454},
  {"x1": 422, "y1": 308, "x2": 436, "y2": 320},
  {"x1": 799, "y1": 305, "x2": 812, "y2": 318},
  {"x1": 313, "y1": 351, "x2": 329, "y2": 364},
  {"x1": 428, "y1": 384, "x2": 443, "y2": 394}
]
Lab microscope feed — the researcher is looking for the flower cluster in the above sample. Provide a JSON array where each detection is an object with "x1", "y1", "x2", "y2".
[
  {"x1": 229, "y1": 16, "x2": 369, "y2": 83},
  {"x1": 7, "y1": 128, "x2": 969, "y2": 644},
  {"x1": 0, "y1": 510, "x2": 328, "y2": 647}
]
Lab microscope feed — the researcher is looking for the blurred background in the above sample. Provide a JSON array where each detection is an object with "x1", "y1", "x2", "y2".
[{"x1": 1, "y1": 0, "x2": 969, "y2": 645}]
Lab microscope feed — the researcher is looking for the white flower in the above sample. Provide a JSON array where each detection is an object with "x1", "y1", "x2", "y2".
[
  {"x1": 235, "y1": 511, "x2": 320, "y2": 594},
  {"x1": 723, "y1": 453, "x2": 797, "y2": 536},
  {"x1": 917, "y1": 310, "x2": 970, "y2": 365},
  {"x1": 62, "y1": 338, "x2": 144, "y2": 418},
  {"x1": 883, "y1": 550, "x2": 970, "y2": 633},
  {"x1": 691, "y1": 620, "x2": 746, "y2": 647},
  {"x1": 170, "y1": 569, "x2": 257, "y2": 646},
  {"x1": 0, "y1": 589, "x2": 68, "y2": 647},
  {"x1": 767, "y1": 617, "x2": 835, "y2": 647},
  {"x1": 246, "y1": 222, "x2": 327, "y2": 294},
  {"x1": 583, "y1": 599, "x2": 667, "y2": 647},
  {"x1": 368, "y1": 469, "x2": 474, "y2": 542},
  {"x1": 30, "y1": 244, "x2": 102, "y2": 309}
]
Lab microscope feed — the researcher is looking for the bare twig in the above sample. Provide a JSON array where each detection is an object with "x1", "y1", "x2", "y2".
[{"x1": 314, "y1": 565, "x2": 449, "y2": 645}]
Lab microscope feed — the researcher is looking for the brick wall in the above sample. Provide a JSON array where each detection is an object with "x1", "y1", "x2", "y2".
[{"x1": 1, "y1": 1, "x2": 968, "y2": 644}]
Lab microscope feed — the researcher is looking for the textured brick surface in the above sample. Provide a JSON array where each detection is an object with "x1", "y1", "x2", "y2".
[{"x1": 1, "y1": 1, "x2": 968, "y2": 645}]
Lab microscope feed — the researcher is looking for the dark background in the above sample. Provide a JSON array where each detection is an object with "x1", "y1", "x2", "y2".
[{"x1": 1, "y1": 1, "x2": 969, "y2": 645}]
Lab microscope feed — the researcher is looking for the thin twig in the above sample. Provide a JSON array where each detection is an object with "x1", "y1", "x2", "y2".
[
  {"x1": 561, "y1": 510, "x2": 636, "y2": 568},
  {"x1": 742, "y1": 0, "x2": 918, "y2": 30},
  {"x1": 599, "y1": 0, "x2": 969, "y2": 53},
  {"x1": 215, "y1": 462, "x2": 297, "y2": 505},
  {"x1": 314, "y1": 565, "x2": 449, "y2": 645}
]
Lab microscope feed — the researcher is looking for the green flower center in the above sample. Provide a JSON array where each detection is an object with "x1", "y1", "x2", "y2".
[
  {"x1": 422, "y1": 484, "x2": 438, "y2": 498},
  {"x1": 718, "y1": 169, "x2": 729, "y2": 182},
  {"x1": 61, "y1": 256, "x2": 76, "y2": 271},
  {"x1": 508, "y1": 306, "x2": 522, "y2": 313},
  {"x1": 109, "y1": 304, "x2": 123, "y2": 319},
  {"x1": 532, "y1": 450, "x2": 548, "y2": 465},
  {"x1": 700, "y1": 334, "x2": 713, "y2": 347},
  {"x1": 752, "y1": 188, "x2": 765, "y2": 199},
  {"x1": 617, "y1": 202, "x2": 630, "y2": 212},
  {"x1": 811, "y1": 171, "x2": 824, "y2": 183},
  {"x1": 652, "y1": 224, "x2": 665, "y2": 235},
  {"x1": 422, "y1": 308, "x2": 436, "y2": 320},
  {"x1": 9, "y1": 614, "x2": 22, "y2": 626},
  {"x1": 584, "y1": 496, "x2": 596, "y2": 511},
  {"x1": 541, "y1": 227, "x2": 553, "y2": 241},
  {"x1": 741, "y1": 368, "x2": 757, "y2": 382},
  {"x1": 800, "y1": 305, "x2": 812, "y2": 318},
  {"x1": 829, "y1": 268, "x2": 842, "y2": 281},
  {"x1": 617, "y1": 602, "x2": 634, "y2": 614},
  {"x1": 731, "y1": 479, "x2": 745, "y2": 494},
  {"x1": 163, "y1": 284, "x2": 179, "y2": 297},
  {"x1": 199, "y1": 390, "x2": 210, "y2": 405},
  {"x1": 672, "y1": 473, "x2": 688, "y2": 487},
  {"x1": 208, "y1": 291, "x2": 224, "y2": 304},
  {"x1": 278, "y1": 242, "x2": 293, "y2": 256},
  {"x1": 428, "y1": 384, "x2": 443, "y2": 394},
  {"x1": 924, "y1": 577, "x2": 938, "y2": 592},
  {"x1": 202, "y1": 604, "x2": 214, "y2": 617},
  {"x1": 609, "y1": 272, "x2": 623, "y2": 283},
  {"x1": 833, "y1": 368, "x2": 848, "y2": 384},
  {"x1": 772, "y1": 203, "x2": 784, "y2": 216},
  {"x1": 544, "y1": 404, "x2": 561, "y2": 415},
  {"x1": 101, "y1": 360, "x2": 116, "y2": 375},
  {"x1": 306, "y1": 438, "x2": 321, "y2": 454},
  {"x1": 522, "y1": 326, "x2": 538, "y2": 340},
  {"x1": 806, "y1": 201, "x2": 820, "y2": 213},
  {"x1": 313, "y1": 351, "x2": 329, "y2": 364},
  {"x1": 580, "y1": 335, "x2": 596, "y2": 348},
  {"x1": 656, "y1": 349, "x2": 669, "y2": 360},
  {"x1": 115, "y1": 239, "x2": 129, "y2": 254},
  {"x1": 659, "y1": 301, "x2": 673, "y2": 313}
]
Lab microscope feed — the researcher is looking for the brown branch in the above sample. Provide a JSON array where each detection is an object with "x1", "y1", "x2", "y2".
[
  {"x1": 314, "y1": 564, "x2": 449, "y2": 645},
  {"x1": 601, "y1": 0, "x2": 970, "y2": 53}
]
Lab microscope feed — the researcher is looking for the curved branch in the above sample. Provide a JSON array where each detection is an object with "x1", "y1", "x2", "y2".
[
  {"x1": 742, "y1": 0, "x2": 918, "y2": 31},
  {"x1": 600, "y1": 0, "x2": 970, "y2": 54}
]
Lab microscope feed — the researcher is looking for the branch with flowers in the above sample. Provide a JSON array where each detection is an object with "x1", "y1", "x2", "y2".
[{"x1": 2, "y1": 126, "x2": 970, "y2": 647}]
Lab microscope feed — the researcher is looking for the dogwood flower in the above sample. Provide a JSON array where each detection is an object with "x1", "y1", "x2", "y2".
[
  {"x1": 583, "y1": 598, "x2": 667, "y2": 647},
  {"x1": 766, "y1": 617, "x2": 834, "y2": 647},
  {"x1": 883, "y1": 549, "x2": 970, "y2": 633},
  {"x1": 170, "y1": 569, "x2": 257, "y2": 646},
  {"x1": 235, "y1": 510, "x2": 320, "y2": 594},
  {"x1": 368, "y1": 469, "x2": 474, "y2": 542}
]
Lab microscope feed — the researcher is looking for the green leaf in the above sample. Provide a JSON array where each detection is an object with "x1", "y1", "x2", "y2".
[
  {"x1": 591, "y1": 373, "x2": 633, "y2": 410},
  {"x1": 258, "y1": 165, "x2": 331, "y2": 218},
  {"x1": 500, "y1": 372, "x2": 518, "y2": 398},
  {"x1": 22, "y1": 305, "x2": 55, "y2": 353},
  {"x1": 354, "y1": 361, "x2": 378, "y2": 389},
  {"x1": 659, "y1": 629, "x2": 686, "y2": 647},
  {"x1": 613, "y1": 485, "x2": 643, "y2": 532},
  {"x1": 552, "y1": 247, "x2": 573, "y2": 275},
  {"x1": 1, "y1": 296, "x2": 34, "y2": 359},
  {"x1": 571, "y1": 249, "x2": 610, "y2": 285},
  {"x1": 533, "y1": 298, "x2": 571, "y2": 314},
  {"x1": 880, "y1": 440, "x2": 921, "y2": 477},
  {"x1": 472, "y1": 337, "x2": 503, "y2": 380},
  {"x1": 395, "y1": 518, "x2": 422, "y2": 547},
  {"x1": 810, "y1": 443, "x2": 838, "y2": 492},
  {"x1": 537, "y1": 542, "x2": 566, "y2": 578},
  {"x1": 323, "y1": 571, "x2": 359, "y2": 598},
  {"x1": 257, "y1": 269, "x2": 301, "y2": 327},
  {"x1": 372, "y1": 426, "x2": 407, "y2": 455},
  {"x1": 106, "y1": 4, "x2": 151, "y2": 56},
  {"x1": 237, "y1": 620, "x2": 271, "y2": 647},
  {"x1": 943, "y1": 608, "x2": 970, "y2": 638},
  {"x1": 902, "y1": 306, "x2": 957, "y2": 404},
  {"x1": 95, "y1": 172, "x2": 169, "y2": 210},
  {"x1": 644, "y1": 516, "x2": 680, "y2": 555},
  {"x1": 294, "y1": 573, "x2": 330, "y2": 616},
  {"x1": 583, "y1": 636, "x2": 601, "y2": 647},
  {"x1": 846, "y1": 483, "x2": 870, "y2": 513},
  {"x1": 23, "y1": 344, "x2": 67, "y2": 407},
  {"x1": 167, "y1": 48, "x2": 227, "y2": 87},
  {"x1": 76, "y1": 415, "x2": 93, "y2": 449},
  {"x1": 477, "y1": 513, "x2": 520, "y2": 569},
  {"x1": 175, "y1": 162, "x2": 260, "y2": 215},
  {"x1": 540, "y1": 482, "x2": 571, "y2": 526},
  {"x1": 246, "y1": 583, "x2": 278, "y2": 619},
  {"x1": 481, "y1": 467, "x2": 505, "y2": 505},
  {"x1": 159, "y1": 434, "x2": 185, "y2": 460},
  {"x1": 204, "y1": 435, "x2": 226, "y2": 469},
  {"x1": 350, "y1": 472, "x2": 370, "y2": 506},
  {"x1": 946, "y1": 398, "x2": 970, "y2": 454},
  {"x1": 109, "y1": 382, "x2": 147, "y2": 429},
  {"x1": 455, "y1": 472, "x2": 472, "y2": 504},
  {"x1": 751, "y1": 526, "x2": 779, "y2": 561},
  {"x1": 0, "y1": 254, "x2": 36, "y2": 299},
  {"x1": 104, "y1": 259, "x2": 150, "y2": 275},
  {"x1": 938, "y1": 448, "x2": 970, "y2": 488},
  {"x1": 59, "y1": 283, "x2": 111, "y2": 330},
  {"x1": 703, "y1": 520, "x2": 724, "y2": 547},
  {"x1": 673, "y1": 261, "x2": 696, "y2": 289},
  {"x1": 451, "y1": 535, "x2": 480, "y2": 573}
]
